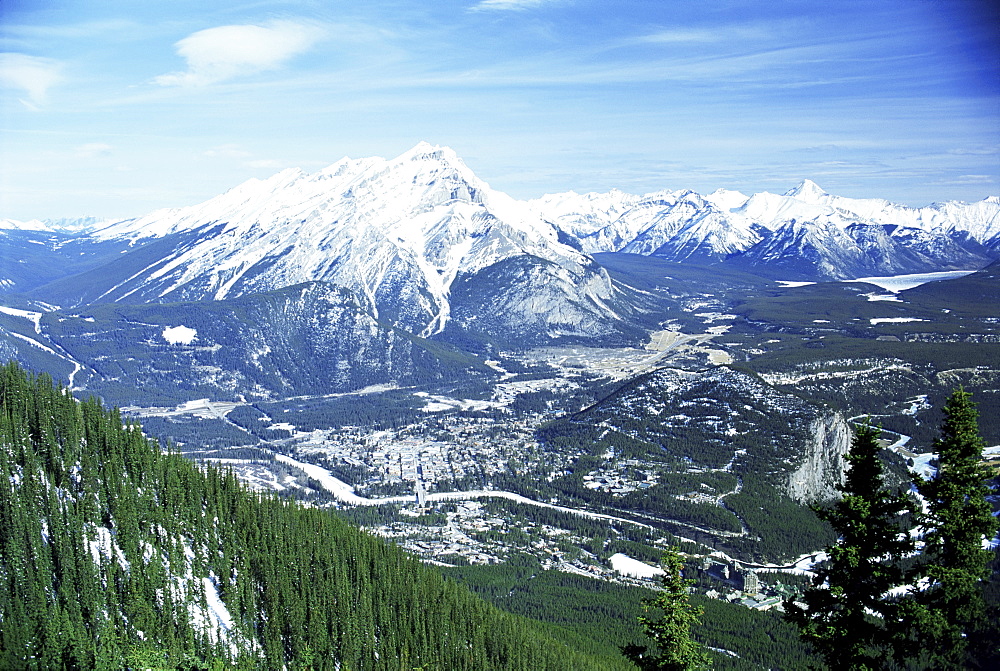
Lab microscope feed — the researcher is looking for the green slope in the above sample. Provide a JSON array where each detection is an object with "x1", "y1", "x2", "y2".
[{"x1": 0, "y1": 362, "x2": 610, "y2": 670}]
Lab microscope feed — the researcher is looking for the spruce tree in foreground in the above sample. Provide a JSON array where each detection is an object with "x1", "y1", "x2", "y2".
[
  {"x1": 895, "y1": 388, "x2": 1000, "y2": 668},
  {"x1": 623, "y1": 547, "x2": 710, "y2": 671},
  {"x1": 784, "y1": 421, "x2": 914, "y2": 670}
]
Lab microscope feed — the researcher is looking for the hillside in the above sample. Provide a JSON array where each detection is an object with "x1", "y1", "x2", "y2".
[{"x1": 0, "y1": 362, "x2": 615, "y2": 670}]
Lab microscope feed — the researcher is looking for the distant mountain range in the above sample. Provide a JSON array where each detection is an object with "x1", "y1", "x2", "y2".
[
  {"x1": 531, "y1": 177, "x2": 999, "y2": 279},
  {"x1": 8, "y1": 143, "x2": 998, "y2": 291},
  {"x1": 1, "y1": 142, "x2": 997, "y2": 403}
]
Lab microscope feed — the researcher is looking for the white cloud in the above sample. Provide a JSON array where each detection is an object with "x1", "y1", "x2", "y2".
[
  {"x1": 938, "y1": 174, "x2": 996, "y2": 186},
  {"x1": 633, "y1": 22, "x2": 776, "y2": 46},
  {"x1": 155, "y1": 20, "x2": 323, "y2": 87},
  {"x1": 75, "y1": 143, "x2": 113, "y2": 158},
  {"x1": 471, "y1": 0, "x2": 552, "y2": 11},
  {"x1": 635, "y1": 28, "x2": 722, "y2": 44},
  {"x1": 0, "y1": 53, "x2": 62, "y2": 106}
]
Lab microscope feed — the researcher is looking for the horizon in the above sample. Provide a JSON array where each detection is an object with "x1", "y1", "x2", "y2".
[
  {"x1": 7, "y1": 142, "x2": 1000, "y2": 229},
  {"x1": 2, "y1": 0, "x2": 998, "y2": 220}
]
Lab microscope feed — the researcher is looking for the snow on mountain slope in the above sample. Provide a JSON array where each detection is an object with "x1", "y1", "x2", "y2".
[
  {"x1": 779, "y1": 181, "x2": 1000, "y2": 246},
  {"x1": 18, "y1": 145, "x2": 999, "y2": 304},
  {"x1": 529, "y1": 179, "x2": 999, "y2": 278},
  {"x1": 617, "y1": 193, "x2": 765, "y2": 260},
  {"x1": 1, "y1": 218, "x2": 51, "y2": 231},
  {"x1": 532, "y1": 189, "x2": 765, "y2": 260},
  {"x1": 703, "y1": 187, "x2": 749, "y2": 212},
  {"x1": 83, "y1": 143, "x2": 619, "y2": 339},
  {"x1": 528, "y1": 189, "x2": 648, "y2": 239}
]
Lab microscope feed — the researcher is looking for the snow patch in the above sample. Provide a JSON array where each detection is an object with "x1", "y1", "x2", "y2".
[
  {"x1": 414, "y1": 391, "x2": 497, "y2": 413},
  {"x1": 86, "y1": 525, "x2": 130, "y2": 570},
  {"x1": 6, "y1": 331, "x2": 57, "y2": 354},
  {"x1": 202, "y1": 576, "x2": 234, "y2": 632},
  {"x1": 870, "y1": 317, "x2": 927, "y2": 325},
  {"x1": 0, "y1": 305, "x2": 43, "y2": 333},
  {"x1": 609, "y1": 553, "x2": 665, "y2": 579},
  {"x1": 163, "y1": 325, "x2": 198, "y2": 345}
]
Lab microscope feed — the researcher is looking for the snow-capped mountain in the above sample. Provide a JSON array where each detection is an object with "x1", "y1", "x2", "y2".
[
  {"x1": 3, "y1": 143, "x2": 998, "y2": 404},
  {"x1": 530, "y1": 179, "x2": 999, "y2": 279},
  {"x1": 0, "y1": 218, "x2": 51, "y2": 231},
  {"x1": 53, "y1": 143, "x2": 628, "y2": 341}
]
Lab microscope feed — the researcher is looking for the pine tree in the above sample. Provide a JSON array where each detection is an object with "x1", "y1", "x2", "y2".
[
  {"x1": 896, "y1": 388, "x2": 1000, "y2": 668},
  {"x1": 784, "y1": 421, "x2": 913, "y2": 670},
  {"x1": 623, "y1": 547, "x2": 710, "y2": 671}
]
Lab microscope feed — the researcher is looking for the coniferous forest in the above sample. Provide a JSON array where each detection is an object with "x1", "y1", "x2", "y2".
[{"x1": 0, "y1": 362, "x2": 613, "y2": 670}]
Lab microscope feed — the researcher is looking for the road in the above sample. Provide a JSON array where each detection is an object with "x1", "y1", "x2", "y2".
[{"x1": 274, "y1": 454, "x2": 657, "y2": 530}]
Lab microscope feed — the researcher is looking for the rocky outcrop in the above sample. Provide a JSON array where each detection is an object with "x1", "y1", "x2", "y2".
[{"x1": 787, "y1": 411, "x2": 851, "y2": 503}]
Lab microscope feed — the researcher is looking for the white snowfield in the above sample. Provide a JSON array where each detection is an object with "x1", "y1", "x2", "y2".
[
  {"x1": 0, "y1": 305, "x2": 43, "y2": 333},
  {"x1": 609, "y1": 553, "x2": 665, "y2": 579},
  {"x1": 870, "y1": 317, "x2": 927, "y2": 325},
  {"x1": 162, "y1": 325, "x2": 198, "y2": 345}
]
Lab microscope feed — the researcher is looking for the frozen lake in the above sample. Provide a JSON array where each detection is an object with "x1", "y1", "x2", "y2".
[{"x1": 848, "y1": 270, "x2": 978, "y2": 292}]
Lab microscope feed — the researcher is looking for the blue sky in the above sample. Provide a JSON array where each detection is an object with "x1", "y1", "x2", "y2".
[{"x1": 1, "y1": 0, "x2": 998, "y2": 220}]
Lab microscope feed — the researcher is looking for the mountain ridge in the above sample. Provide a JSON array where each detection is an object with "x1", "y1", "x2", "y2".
[
  {"x1": 2, "y1": 143, "x2": 997, "y2": 402},
  {"x1": 5, "y1": 143, "x2": 998, "y2": 288}
]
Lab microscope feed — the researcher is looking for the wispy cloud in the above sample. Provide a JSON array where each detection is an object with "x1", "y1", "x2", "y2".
[
  {"x1": 203, "y1": 144, "x2": 253, "y2": 159},
  {"x1": 75, "y1": 143, "x2": 113, "y2": 158},
  {"x1": 936, "y1": 174, "x2": 996, "y2": 186},
  {"x1": 155, "y1": 20, "x2": 324, "y2": 87},
  {"x1": 5, "y1": 18, "x2": 140, "y2": 41},
  {"x1": 470, "y1": 0, "x2": 554, "y2": 12},
  {"x1": 0, "y1": 53, "x2": 62, "y2": 107}
]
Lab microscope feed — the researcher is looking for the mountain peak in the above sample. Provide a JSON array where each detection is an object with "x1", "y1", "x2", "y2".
[
  {"x1": 399, "y1": 141, "x2": 460, "y2": 163},
  {"x1": 784, "y1": 179, "x2": 828, "y2": 201}
]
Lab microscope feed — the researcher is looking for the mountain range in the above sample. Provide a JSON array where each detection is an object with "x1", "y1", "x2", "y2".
[{"x1": 1, "y1": 142, "x2": 997, "y2": 403}]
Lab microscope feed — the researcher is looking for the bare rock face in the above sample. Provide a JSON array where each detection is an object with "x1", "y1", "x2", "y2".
[{"x1": 787, "y1": 411, "x2": 851, "y2": 503}]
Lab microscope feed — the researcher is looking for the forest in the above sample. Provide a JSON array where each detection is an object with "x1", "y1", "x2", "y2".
[{"x1": 0, "y1": 361, "x2": 616, "y2": 669}]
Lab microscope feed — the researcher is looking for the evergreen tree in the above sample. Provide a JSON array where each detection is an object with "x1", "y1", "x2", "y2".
[
  {"x1": 896, "y1": 388, "x2": 1000, "y2": 668},
  {"x1": 0, "y1": 360, "x2": 617, "y2": 670},
  {"x1": 623, "y1": 547, "x2": 710, "y2": 671},
  {"x1": 784, "y1": 421, "x2": 913, "y2": 670}
]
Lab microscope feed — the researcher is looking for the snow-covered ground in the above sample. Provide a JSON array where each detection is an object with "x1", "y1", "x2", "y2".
[
  {"x1": 0, "y1": 305, "x2": 43, "y2": 333},
  {"x1": 414, "y1": 392, "x2": 497, "y2": 413},
  {"x1": 870, "y1": 317, "x2": 926, "y2": 325},
  {"x1": 909, "y1": 452, "x2": 938, "y2": 480},
  {"x1": 609, "y1": 553, "x2": 665, "y2": 579},
  {"x1": 274, "y1": 454, "x2": 382, "y2": 506},
  {"x1": 163, "y1": 325, "x2": 198, "y2": 345}
]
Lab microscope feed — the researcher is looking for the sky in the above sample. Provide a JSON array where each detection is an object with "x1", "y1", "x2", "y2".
[{"x1": 1, "y1": 0, "x2": 998, "y2": 220}]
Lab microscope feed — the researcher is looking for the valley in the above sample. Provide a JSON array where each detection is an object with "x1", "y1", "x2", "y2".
[{"x1": 114, "y1": 260, "x2": 999, "y2": 607}]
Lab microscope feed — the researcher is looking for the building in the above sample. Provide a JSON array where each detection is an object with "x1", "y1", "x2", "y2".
[{"x1": 741, "y1": 569, "x2": 760, "y2": 595}]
